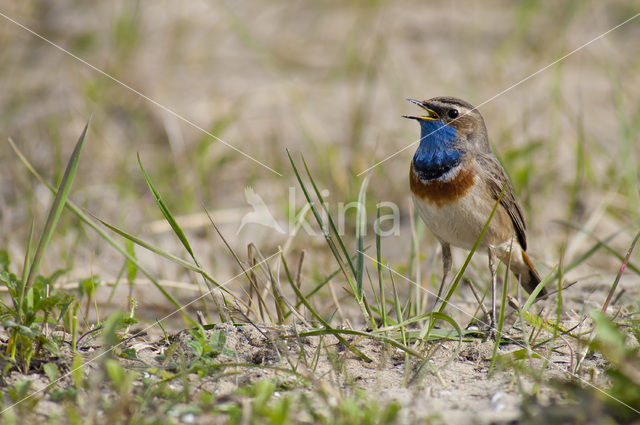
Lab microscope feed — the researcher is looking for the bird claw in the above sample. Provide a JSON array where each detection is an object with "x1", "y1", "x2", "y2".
[{"x1": 484, "y1": 322, "x2": 498, "y2": 342}]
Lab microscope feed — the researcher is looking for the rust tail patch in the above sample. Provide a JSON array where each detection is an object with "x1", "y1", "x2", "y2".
[{"x1": 519, "y1": 248, "x2": 547, "y2": 298}]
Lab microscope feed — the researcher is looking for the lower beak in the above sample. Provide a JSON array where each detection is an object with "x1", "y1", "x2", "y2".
[{"x1": 403, "y1": 98, "x2": 440, "y2": 120}]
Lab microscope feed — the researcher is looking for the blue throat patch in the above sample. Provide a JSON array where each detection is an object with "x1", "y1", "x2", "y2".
[{"x1": 412, "y1": 119, "x2": 461, "y2": 180}]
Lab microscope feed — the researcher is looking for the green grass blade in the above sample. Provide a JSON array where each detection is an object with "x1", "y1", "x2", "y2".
[
  {"x1": 286, "y1": 151, "x2": 347, "y2": 273},
  {"x1": 438, "y1": 185, "x2": 506, "y2": 310},
  {"x1": 556, "y1": 220, "x2": 640, "y2": 275},
  {"x1": 300, "y1": 154, "x2": 357, "y2": 276},
  {"x1": 519, "y1": 309, "x2": 572, "y2": 336},
  {"x1": 355, "y1": 174, "x2": 371, "y2": 300},
  {"x1": 295, "y1": 266, "x2": 341, "y2": 307},
  {"x1": 555, "y1": 229, "x2": 621, "y2": 279},
  {"x1": 137, "y1": 154, "x2": 200, "y2": 267},
  {"x1": 280, "y1": 252, "x2": 373, "y2": 362},
  {"x1": 285, "y1": 328, "x2": 425, "y2": 359},
  {"x1": 298, "y1": 152, "x2": 372, "y2": 322},
  {"x1": 13, "y1": 221, "x2": 36, "y2": 312},
  {"x1": 19, "y1": 120, "x2": 90, "y2": 314},
  {"x1": 93, "y1": 214, "x2": 202, "y2": 272},
  {"x1": 378, "y1": 311, "x2": 462, "y2": 344},
  {"x1": 204, "y1": 207, "x2": 268, "y2": 319},
  {"x1": 522, "y1": 266, "x2": 557, "y2": 312},
  {"x1": 284, "y1": 252, "x2": 358, "y2": 319},
  {"x1": 8, "y1": 138, "x2": 188, "y2": 316},
  {"x1": 376, "y1": 206, "x2": 387, "y2": 328},
  {"x1": 287, "y1": 150, "x2": 371, "y2": 323},
  {"x1": 428, "y1": 184, "x2": 507, "y2": 336},
  {"x1": 390, "y1": 272, "x2": 407, "y2": 341},
  {"x1": 91, "y1": 214, "x2": 235, "y2": 298},
  {"x1": 489, "y1": 243, "x2": 514, "y2": 373},
  {"x1": 138, "y1": 154, "x2": 230, "y2": 312}
]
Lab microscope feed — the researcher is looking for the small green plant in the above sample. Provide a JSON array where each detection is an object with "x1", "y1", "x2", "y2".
[
  {"x1": 514, "y1": 304, "x2": 640, "y2": 424},
  {"x1": 0, "y1": 255, "x2": 73, "y2": 372},
  {"x1": 213, "y1": 380, "x2": 401, "y2": 425},
  {"x1": 186, "y1": 327, "x2": 236, "y2": 368},
  {"x1": 588, "y1": 310, "x2": 640, "y2": 421},
  {"x1": 5, "y1": 379, "x2": 40, "y2": 411}
]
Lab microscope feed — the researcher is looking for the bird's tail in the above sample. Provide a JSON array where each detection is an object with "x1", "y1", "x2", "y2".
[{"x1": 516, "y1": 249, "x2": 547, "y2": 298}]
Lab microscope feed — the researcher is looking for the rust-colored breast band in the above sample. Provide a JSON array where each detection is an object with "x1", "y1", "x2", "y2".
[{"x1": 410, "y1": 164, "x2": 476, "y2": 207}]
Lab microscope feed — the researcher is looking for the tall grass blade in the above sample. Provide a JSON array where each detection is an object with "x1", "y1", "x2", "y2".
[
  {"x1": 287, "y1": 150, "x2": 371, "y2": 323},
  {"x1": 14, "y1": 221, "x2": 36, "y2": 313},
  {"x1": 137, "y1": 154, "x2": 200, "y2": 267},
  {"x1": 522, "y1": 266, "x2": 556, "y2": 312},
  {"x1": 288, "y1": 328, "x2": 424, "y2": 359},
  {"x1": 556, "y1": 221, "x2": 640, "y2": 275},
  {"x1": 93, "y1": 215, "x2": 204, "y2": 272},
  {"x1": 557, "y1": 229, "x2": 621, "y2": 280},
  {"x1": 280, "y1": 252, "x2": 373, "y2": 362},
  {"x1": 355, "y1": 174, "x2": 371, "y2": 300},
  {"x1": 429, "y1": 184, "x2": 507, "y2": 336},
  {"x1": 17, "y1": 120, "x2": 90, "y2": 316},
  {"x1": 8, "y1": 138, "x2": 187, "y2": 315},
  {"x1": 138, "y1": 154, "x2": 231, "y2": 313},
  {"x1": 284, "y1": 255, "x2": 360, "y2": 319},
  {"x1": 375, "y1": 209, "x2": 387, "y2": 328},
  {"x1": 204, "y1": 207, "x2": 268, "y2": 319},
  {"x1": 489, "y1": 241, "x2": 514, "y2": 373},
  {"x1": 91, "y1": 214, "x2": 241, "y2": 302},
  {"x1": 287, "y1": 151, "x2": 347, "y2": 274},
  {"x1": 300, "y1": 154, "x2": 357, "y2": 276}
]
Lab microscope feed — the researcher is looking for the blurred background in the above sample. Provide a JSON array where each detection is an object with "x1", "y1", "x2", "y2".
[{"x1": 1, "y1": 0, "x2": 639, "y2": 325}]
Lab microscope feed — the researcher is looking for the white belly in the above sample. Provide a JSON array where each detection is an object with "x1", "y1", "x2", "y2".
[{"x1": 412, "y1": 183, "x2": 497, "y2": 250}]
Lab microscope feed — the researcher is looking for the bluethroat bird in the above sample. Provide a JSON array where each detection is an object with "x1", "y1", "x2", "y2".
[{"x1": 404, "y1": 96, "x2": 546, "y2": 334}]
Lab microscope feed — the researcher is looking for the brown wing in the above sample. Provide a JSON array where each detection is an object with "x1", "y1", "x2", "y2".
[{"x1": 476, "y1": 153, "x2": 528, "y2": 251}]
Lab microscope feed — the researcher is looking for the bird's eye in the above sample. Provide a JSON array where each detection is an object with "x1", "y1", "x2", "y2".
[{"x1": 448, "y1": 109, "x2": 459, "y2": 119}]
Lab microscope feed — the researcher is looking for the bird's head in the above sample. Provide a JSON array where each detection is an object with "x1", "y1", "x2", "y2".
[{"x1": 403, "y1": 96, "x2": 489, "y2": 153}]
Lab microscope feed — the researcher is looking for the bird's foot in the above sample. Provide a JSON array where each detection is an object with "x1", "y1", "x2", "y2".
[{"x1": 483, "y1": 321, "x2": 498, "y2": 342}]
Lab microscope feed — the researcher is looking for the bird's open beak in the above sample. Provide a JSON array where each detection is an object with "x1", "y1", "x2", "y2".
[{"x1": 402, "y1": 98, "x2": 440, "y2": 121}]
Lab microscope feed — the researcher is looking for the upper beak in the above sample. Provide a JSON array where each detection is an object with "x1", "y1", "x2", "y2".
[{"x1": 402, "y1": 98, "x2": 440, "y2": 121}]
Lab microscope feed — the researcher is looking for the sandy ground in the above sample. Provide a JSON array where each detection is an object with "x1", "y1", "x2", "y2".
[
  {"x1": 2, "y1": 1, "x2": 640, "y2": 423},
  {"x1": 1, "y1": 318, "x2": 613, "y2": 424}
]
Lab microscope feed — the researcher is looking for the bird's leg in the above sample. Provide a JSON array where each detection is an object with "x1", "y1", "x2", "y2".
[
  {"x1": 433, "y1": 242, "x2": 452, "y2": 310},
  {"x1": 486, "y1": 247, "x2": 498, "y2": 341}
]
